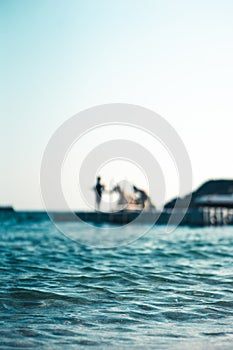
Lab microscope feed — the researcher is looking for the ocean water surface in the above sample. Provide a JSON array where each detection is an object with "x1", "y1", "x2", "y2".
[{"x1": 1, "y1": 213, "x2": 233, "y2": 349}]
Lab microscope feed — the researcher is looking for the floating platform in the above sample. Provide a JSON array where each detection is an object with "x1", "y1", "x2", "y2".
[
  {"x1": 51, "y1": 209, "x2": 206, "y2": 226},
  {"x1": 0, "y1": 208, "x2": 232, "y2": 227}
]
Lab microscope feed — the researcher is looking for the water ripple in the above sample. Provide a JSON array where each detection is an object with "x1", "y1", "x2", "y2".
[{"x1": 0, "y1": 217, "x2": 233, "y2": 349}]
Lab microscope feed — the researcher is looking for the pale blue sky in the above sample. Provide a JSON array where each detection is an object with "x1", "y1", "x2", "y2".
[{"x1": 1, "y1": 0, "x2": 233, "y2": 209}]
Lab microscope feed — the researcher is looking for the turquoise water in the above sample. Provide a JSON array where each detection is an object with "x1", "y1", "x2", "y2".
[{"x1": 1, "y1": 214, "x2": 233, "y2": 349}]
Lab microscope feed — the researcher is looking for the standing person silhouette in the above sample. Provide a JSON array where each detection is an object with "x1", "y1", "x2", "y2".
[{"x1": 95, "y1": 176, "x2": 104, "y2": 211}]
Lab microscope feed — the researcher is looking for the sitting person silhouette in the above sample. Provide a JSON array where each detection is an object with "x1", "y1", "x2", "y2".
[
  {"x1": 111, "y1": 184, "x2": 128, "y2": 208},
  {"x1": 133, "y1": 185, "x2": 148, "y2": 209}
]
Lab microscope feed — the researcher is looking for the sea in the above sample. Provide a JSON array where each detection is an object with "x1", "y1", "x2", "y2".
[{"x1": 1, "y1": 212, "x2": 233, "y2": 349}]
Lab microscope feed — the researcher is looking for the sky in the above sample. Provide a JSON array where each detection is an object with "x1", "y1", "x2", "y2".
[{"x1": 1, "y1": 0, "x2": 233, "y2": 210}]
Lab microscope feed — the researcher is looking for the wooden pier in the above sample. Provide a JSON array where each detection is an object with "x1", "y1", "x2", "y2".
[
  {"x1": 51, "y1": 207, "x2": 233, "y2": 227},
  {"x1": 194, "y1": 195, "x2": 233, "y2": 226}
]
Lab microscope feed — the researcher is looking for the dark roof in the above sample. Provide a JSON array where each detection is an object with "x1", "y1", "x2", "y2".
[{"x1": 164, "y1": 179, "x2": 233, "y2": 209}]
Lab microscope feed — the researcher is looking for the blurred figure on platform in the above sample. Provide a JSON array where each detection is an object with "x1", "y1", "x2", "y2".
[
  {"x1": 133, "y1": 185, "x2": 148, "y2": 208},
  {"x1": 111, "y1": 184, "x2": 128, "y2": 209},
  {"x1": 95, "y1": 176, "x2": 105, "y2": 211},
  {"x1": 133, "y1": 185, "x2": 155, "y2": 210}
]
